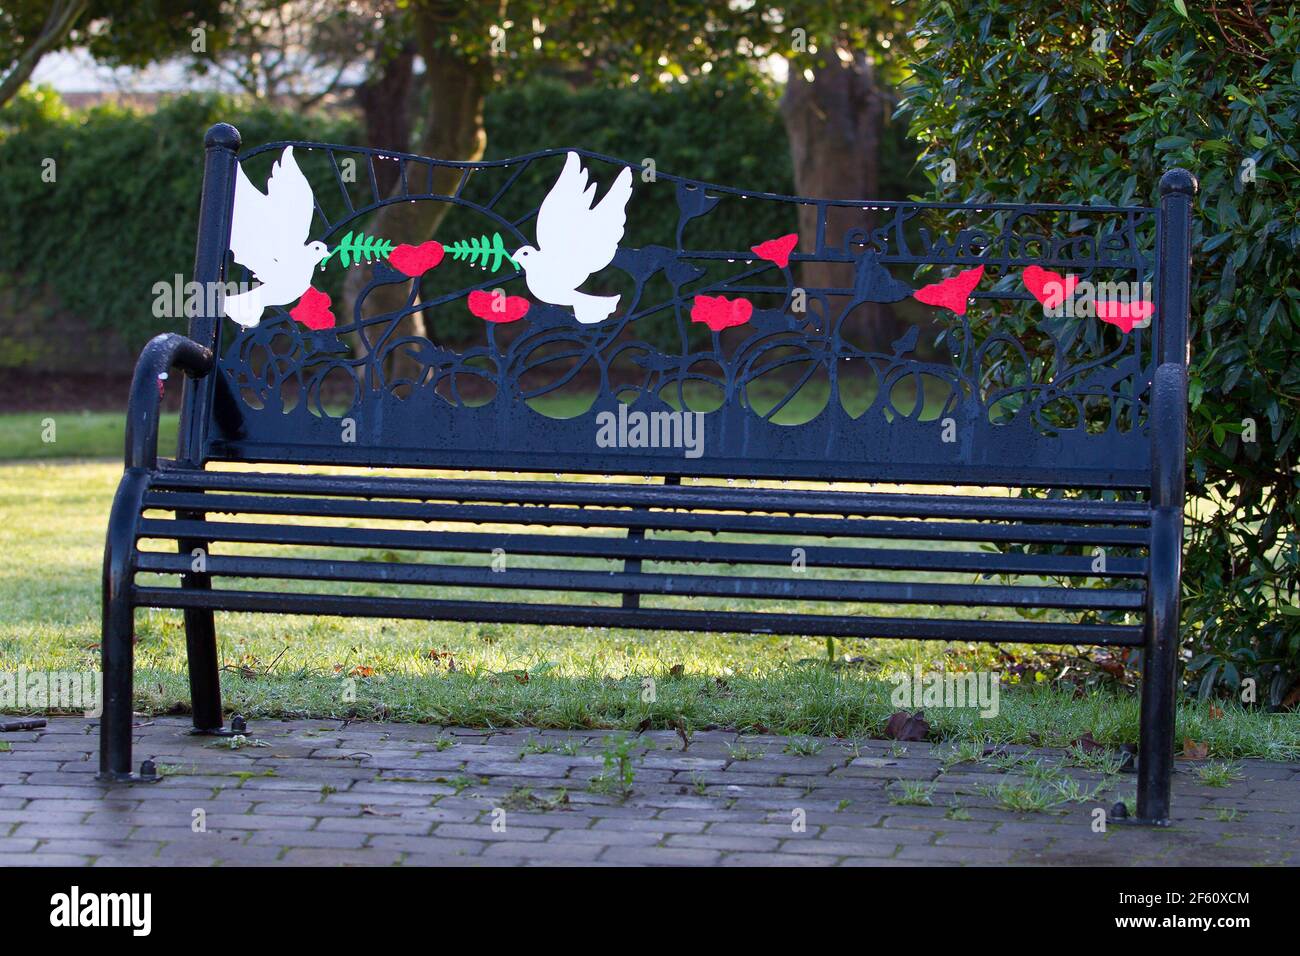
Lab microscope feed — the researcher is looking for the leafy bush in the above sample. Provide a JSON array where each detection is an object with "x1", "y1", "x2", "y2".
[
  {"x1": 1, "y1": 76, "x2": 923, "y2": 359},
  {"x1": 0, "y1": 90, "x2": 358, "y2": 360},
  {"x1": 900, "y1": 1, "x2": 1300, "y2": 704}
]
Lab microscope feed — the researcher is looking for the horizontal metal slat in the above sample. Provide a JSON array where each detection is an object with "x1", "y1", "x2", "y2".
[
  {"x1": 136, "y1": 518, "x2": 1150, "y2": 578},
  {"x1": 134, "y1": 551, "x2": 1146, "y2": 610},
  {"x1": 151, "y1": 471, "x2": 1151, "y2": 525},
  {"x1": 132, "y1": 586, "x2": 1146, "y2": 646},
  {"x1": 142, "y1": 492, "x2": 1151, "y2": 547}
]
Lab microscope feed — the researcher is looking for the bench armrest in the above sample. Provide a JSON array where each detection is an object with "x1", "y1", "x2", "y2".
[{"x1": 124, "y1": 332, "x2": 214, "y2": 470}]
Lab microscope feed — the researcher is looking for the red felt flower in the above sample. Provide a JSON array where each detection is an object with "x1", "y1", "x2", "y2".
[
  {"x1": 389, "y1": 241, "x2": 445, "y2": 277},
  {"x1": 467, "y1": 288, "x2": 530, "y2": 323},
  {"x1": 1021, "y1": 265, "x2": 1078, "y2": 311},
  {"x1": 691, "y1": 294, "x2": 753, "y2": 331},
  {"x1": 911, "y1": 266, "x2": 984, "y2": 315},
  {"x1": 1096, "y1": 298, "x2": 1154, "y2": 334},
  {"x1": 289, "y1": 286, "x2": 336, "y2": 330},
  {"x1": 751, "y1": 233, "x2": 799, "y2": 269}
]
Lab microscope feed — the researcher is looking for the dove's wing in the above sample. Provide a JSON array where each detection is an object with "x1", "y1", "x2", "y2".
[
  {"x1": 228, "y1": 164, "x2": 276, "y2": 280},
  {"x1": 263, "y1": 146, "x2": 316, "y2": 248},
  {"x1": 228, "y1": 146, "x2": 316, "y2": 282},
  {"x1": 535, "y1": 152, "x2": 589, "y2": 252},
  {"x1": 578, "y1": 166, "x2": 632, "y2": 274},
  {"x1": 535, "y1": 152, "x2": 632, "y2": 278}
]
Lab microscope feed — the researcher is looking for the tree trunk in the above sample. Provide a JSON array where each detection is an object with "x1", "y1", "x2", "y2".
[
  {"x1": 780, "y1": 46, "x2": 894, "y2": 343},
  {"x1": 344, "y1": 14, "x2": 490, "y2": 376},
  {"x1": 354, "y1": 40, "x2": 416, "y2": 198}
]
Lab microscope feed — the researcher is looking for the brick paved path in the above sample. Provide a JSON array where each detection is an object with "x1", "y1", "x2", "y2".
[{"x1": 0, "y1": 717, "x2": 1295, "y2": 866}]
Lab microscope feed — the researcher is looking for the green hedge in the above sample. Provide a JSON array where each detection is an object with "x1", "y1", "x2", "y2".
[
  {"x1": 0, "y1": 90, "x2": 358, "y2": 363},
  {"x1": 900, "y1": 0, "x2": 1300, "y2": 703},
  {"x1": 0, "y1": 76, "x2": 923, "y2": 360}
]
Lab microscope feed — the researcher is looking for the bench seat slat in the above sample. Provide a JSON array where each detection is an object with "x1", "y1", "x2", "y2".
[
  {"x1": 132, "y1": 586, "x2": 1145, "y2": 646},
  {"x1": 142, "y1": 492, "x2": 1150, "y2": 547},
  {"x1": 151, "y1": 470, "x2": 1152, "y2": 524},
  {"x1": 134, "y1": 552, "x2": 1146, "y2": 610},
  {"x1": 136, "y1": 518, "x2": 1150, "y2": 578}
]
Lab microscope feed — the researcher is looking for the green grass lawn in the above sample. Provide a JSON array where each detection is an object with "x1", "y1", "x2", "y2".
[
  {"x1": 0, "y1": 410, "x2": 179, "y2": 460},
  {"x1": 0, "y1": 414, "x2": 1294, "y2": 760}
]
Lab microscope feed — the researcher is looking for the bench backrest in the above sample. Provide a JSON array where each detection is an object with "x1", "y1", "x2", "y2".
[{"x1": 178, "y1": 124, "x2": 1191, "y2": 490}]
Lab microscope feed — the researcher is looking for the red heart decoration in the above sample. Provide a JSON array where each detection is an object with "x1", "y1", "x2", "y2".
[
  {"x1": 1022, "y1": 265, "x2": 1079, "y2": 311},
  {"x1": 289, "y1": 286, "x2": 336, "y2": 330},
  {"x1": 691, "y1": 294, "x2": 753, "y2": 331},
  {"x1": 467, "y1": 288, "x2": 531, "y2": 323},
  {"x1": 389, "y1": 241, "x2": 445, "y2": 277},
  {"x1": 751, "y1": 233, "x2": 799, "y2": 269},
  {"x1": 912, "y1": 265, "x2": 984, "y2": 315},
  {"x1": 1096, "y1": 298, "x2": 1154, "y2": 334}
]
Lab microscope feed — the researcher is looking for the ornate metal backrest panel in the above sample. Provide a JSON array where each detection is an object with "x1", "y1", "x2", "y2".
[{"x1": 205, "y1": 141, "x2": 1159, "y2": 487}]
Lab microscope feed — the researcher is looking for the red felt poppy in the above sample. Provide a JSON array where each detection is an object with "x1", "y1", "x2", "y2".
[
  {"x1": 691, "y1": 294, "x2": 753, "y2": 331},
  {"x1": 751, "y1": 233, "x2": 799, "y2": 269},
  {"x1": 468, "y1": 288, "x2": 531, "y2": 323},
  {"x1": 912, "y1": 266, "x2": 984, "y2": 315},
  {"x1": 1021, "y1": 265, "x2": 1079, "y2": 311},
  {"x1": 289, "y1": 286, "x2": 336, "y2": 330},
  {"x1": 1096, "y1": 298, "x2": 1154, "y2": 334},
  {"x1": 389, "y1": 241, "x2": 445, "y2": 277}
]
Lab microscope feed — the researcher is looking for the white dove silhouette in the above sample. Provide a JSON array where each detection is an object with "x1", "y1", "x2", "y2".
[
  {"x1": 514, "y1": 152, "x2": 633, "y2": 325},
  {"x1": 222, "y1": 146, "x2": 329, "y2": 328}
]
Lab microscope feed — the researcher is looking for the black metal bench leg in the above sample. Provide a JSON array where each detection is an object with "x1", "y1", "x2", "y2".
[
  {"x1": 99, "y1": 470, "x2": 148, "y2": 782},
  {"x1": 184, "y1": 606, "x2": 223, "y2": 732},
  {"x1": 179, "y1": 516, "x2": 223, "y2": 733},
  {"x1": 99, "y1": 584, "x2": 135, "y2": 781},
  {"x1": 180, "y1": 522, "x2": 243, "y2": 738},
  {"x1": 1137, "y1": 506, "x2": 1181, "y2": 825}
]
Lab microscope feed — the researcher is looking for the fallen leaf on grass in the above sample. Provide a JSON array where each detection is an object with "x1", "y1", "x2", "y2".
[
  {"x1": 883, "y1": 711, "x2": 931, "y2": 742},
  {"x1": 1208, "y1": 704, "x2": 1224, "y2": 720},
  {"x1": 1182, "y1": 739, "x2": 1209, "y2": 760},
  {"x1": 1095, "y1": 655, "x2": 1127, "y2": 679},
  {"x1": 1070, "y1": 732, "x2": 1105, "y2": 754}
]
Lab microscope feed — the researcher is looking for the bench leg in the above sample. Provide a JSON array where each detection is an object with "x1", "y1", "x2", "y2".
[
  {"x1": 1137, "y1": 506, "x2": 1182, "y2": 825},
  {"x1": 99, "y1": 469, "x2": 147, "y2": 782},
  {"x1": 99, "y1": 585, "x2": 136, "y2": 780},
  {"x1": 184, "y1": 607, "x2": 223, "y2": 732},
  {"x1": 179, "y1": 519, "x2": 226, "y2": 734}
]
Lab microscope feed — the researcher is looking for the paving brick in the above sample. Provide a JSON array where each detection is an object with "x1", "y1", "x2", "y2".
[
  {"x1": 366, "y1": 834, "x2": 487, "y2": 856},
  {"x1": 3, "y1": 715, "x2": 1295, "y2": 867},
  {"x1": 432, "y1": 823, "x2": 552, "y2": 842},
  {"x1": 547, "y1": 827, "x2": 662, "y2": 847},
  {"x1": 667, "y1": 833, "x2": 780, "y2": 852},
  {"x1": 481, "y1": 841, "x2": 605, "y2": 863},
  {"x1": 281, "y1": 848, "x2": 404, "y2": 866},
  {"x1": 600, "y1": 845, "x2": 721, "y2": 865},
  {"x1": 718, "y1": 851, "x2": 838, "y2": 866}
]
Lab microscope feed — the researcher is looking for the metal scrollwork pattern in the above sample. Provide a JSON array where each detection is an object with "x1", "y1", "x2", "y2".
[{"x1": 211, "y1": 142, "x2": 1158, "y2": 487}]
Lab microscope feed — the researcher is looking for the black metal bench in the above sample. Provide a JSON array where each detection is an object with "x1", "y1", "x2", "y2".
[{"x1": 101, "y1": 123, "x2": 1195, "y2": 823}]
